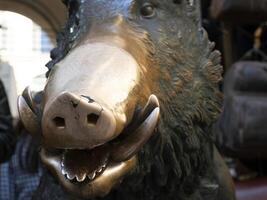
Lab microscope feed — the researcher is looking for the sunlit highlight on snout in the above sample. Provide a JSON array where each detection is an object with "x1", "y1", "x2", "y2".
[
  {"x1": 45, "y1": 42, "x2": 140, "y2": 110},
  {"x1": 30, "y1": 41, "x2": 161, "y2": 199},
  {"x1": 41, "y1": 42, "x2": 142, "y2": 149}
]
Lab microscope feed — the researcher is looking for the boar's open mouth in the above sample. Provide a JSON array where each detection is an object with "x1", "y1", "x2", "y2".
[
  {"x1": 61, "y1": 147, "x2": 110, "y2": 183},
  {"x1": 41, "y1": 145, "x2": 112, "y2": 184},
  {"x1": 40, "y1": 144, "x2": 138, "y2": 197},
  {"x1": 40, "y1": 145, "x2": 138, "y2": 198},
  {"x1": 18, "y1": 88, "x2": 160, "y2": 198},
  {"x1": 40, "y1": 96, "x2": 159, "y2": 197}
]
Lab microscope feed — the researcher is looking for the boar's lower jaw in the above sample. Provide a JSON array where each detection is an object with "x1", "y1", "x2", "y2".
[
  {"x1": 61, "y1": 146, "x2": 110, "y2": 183},
  {"x1": 40, "y1": 148, "x2": 137, "y2": 198},
  {"x1": 40, "y1": 95, "x2": 160, "y2": 198}
]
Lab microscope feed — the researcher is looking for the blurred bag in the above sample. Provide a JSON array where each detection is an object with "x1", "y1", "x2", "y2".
[
  {"x1": 217, "y1": 61, "x2": 267, "y2": 159},
  {"x1": 211, "y1": 0, "x2": 267, "y2": 24}
]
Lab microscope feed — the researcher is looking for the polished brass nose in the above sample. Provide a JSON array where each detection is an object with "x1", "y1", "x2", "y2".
[
  {"x1": 41, "y1": 92, "x2": 117, "y2": 149},
  {"x1": 52, "y1": 105, "x2": 100, "y2": 129},
  {"x1": 50, "y1": 94, "x2": 101, "y2": 130}
]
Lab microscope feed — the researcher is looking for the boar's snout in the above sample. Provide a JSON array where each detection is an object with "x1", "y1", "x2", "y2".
[
  {"x1": 18, "y1": 25, "x2": 161, "y2": 198},
  {"x1": 42, "y1": 92, "x2": 117, "y2": 149}
]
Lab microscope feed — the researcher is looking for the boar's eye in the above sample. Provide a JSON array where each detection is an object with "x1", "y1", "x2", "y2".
[{"x1": 140, "y1": 3, "x2": 156, "y2": 18}]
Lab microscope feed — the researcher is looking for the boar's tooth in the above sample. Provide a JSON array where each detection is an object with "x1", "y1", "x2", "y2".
[
  {"x1": 61, "y1": 168, "x2": 67, "y2": 175},
  {"x1": 76, "y1": 174, "x2": 86, "y2": 182},
  {"x1": 100, "y1": 164, "x2": 106, "y2": 170},
  {"x1": 61, "y1": 160, "x2": 64, "y2": 167},
  {"x1": 66, "y1": 173, "x2": 75, "y2": 180},
  {"x1": 88, "y1": 172, "x2": 96, "y2": 180},
  {"x1": 97, "y1": 167, "x2": 102, "y2": 173}
]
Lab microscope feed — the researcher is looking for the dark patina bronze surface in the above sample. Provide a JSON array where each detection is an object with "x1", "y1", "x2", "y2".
[{"x1": 18, "y1": 0, "x2": 235, "y2": 199}]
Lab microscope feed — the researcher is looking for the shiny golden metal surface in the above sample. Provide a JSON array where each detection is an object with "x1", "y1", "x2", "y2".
[
  {"x1": 44, "y1": 43, "x2": 141, "y2": 110},
  {"x1": 42, "y1": 43, "x2": 145, "y2": 148},
  {"x1": 42, "y1": 92, "x2": 118, "y2": 149}
]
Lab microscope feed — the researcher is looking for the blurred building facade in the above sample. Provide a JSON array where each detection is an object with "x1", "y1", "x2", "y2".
[
  {"x1": 0, "y1": 11, "x2": 55, "y2": 117},
  {"x1": 0, "y1": 0, "x2": 66, "y2": 118}
]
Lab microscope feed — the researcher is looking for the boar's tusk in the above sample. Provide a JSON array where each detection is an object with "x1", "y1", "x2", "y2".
[
  {"x1": 122, "y1": 95, "x2": 160, "y2": 137},
  {"x1": 18, "y1": 95, "x2": 40, "y2": 135},
  {"x1": 22, "y1": 87, "x2": 36, "y2": 111},
  {"x1": 111, "y1": 107, "x2": 160, "y2": 162},
  {"x1": 139, "y1": 94, "x2": 160, "y2": 123}
]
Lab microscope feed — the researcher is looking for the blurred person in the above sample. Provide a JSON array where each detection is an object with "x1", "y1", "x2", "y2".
[
  {"x1": 0, "y1": 74, "x2": 46, "y2": 200},
  {"x1": 0, "y1": 79, "x2": 16, "y2": 163},
  {"x1": 0, "y1": 133, "x2": 42, "y2": 200},
  {"x1": 0, "y1": 62, "x2": 18, "y2": 118}
]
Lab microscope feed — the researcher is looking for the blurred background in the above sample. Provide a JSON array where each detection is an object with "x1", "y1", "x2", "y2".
[{"x1": 0, "y1": 0, "x2": 66, "y2": 119}]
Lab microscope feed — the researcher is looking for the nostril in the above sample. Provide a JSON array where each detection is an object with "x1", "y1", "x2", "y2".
[
  {"x1": 87, "y1": 113, "x2": 99, "y2": 126},
  {"x1": 53, "y1": 117, "x2": 66, "y2": 129}
]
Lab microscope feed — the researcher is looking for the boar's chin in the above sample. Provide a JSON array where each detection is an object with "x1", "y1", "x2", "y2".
[{"x1": 39, "y1": 95, "x2": 160, "y2": 198}]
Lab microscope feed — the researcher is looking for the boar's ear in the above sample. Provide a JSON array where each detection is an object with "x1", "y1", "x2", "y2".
[{"x1": 18, "y1": 87, "x2": 41, "y2": 136}]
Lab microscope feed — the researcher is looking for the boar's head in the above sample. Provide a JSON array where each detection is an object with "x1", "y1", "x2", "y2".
[{"x1": 18, "y1": 0, "x2": 223, "y2": 199}]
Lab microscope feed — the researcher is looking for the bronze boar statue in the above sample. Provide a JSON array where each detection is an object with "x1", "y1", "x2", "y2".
[{"x1": 18, "y1": 0, "x2": 235, "y2": 199}]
